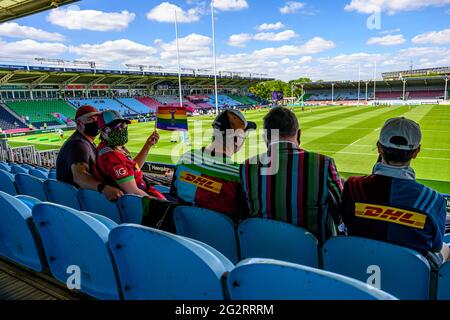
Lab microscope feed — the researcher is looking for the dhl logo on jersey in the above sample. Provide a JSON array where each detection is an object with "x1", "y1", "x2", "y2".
[
  {"x1": 355, "y1": 203, "x2": 426, "y2": 229},
  {"x1": 180, "y1": 172, "x2": 223, "y2": 194}
]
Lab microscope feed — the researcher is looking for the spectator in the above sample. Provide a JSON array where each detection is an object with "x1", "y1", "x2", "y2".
[
  {"x1": 240, "y1": 107, "x2": 344, "y2": 243},
  {"x1": 56, "y1": 105, "x2": 123, "y2": 201},
  {"x1": 95, "y1": 110, "x2": 165, "y2": 199},
  {"x1": 171, "y1": 109, "x2": 256, "y2": 222},
  {"x1": 342, "y1": 117, "x2": 449, "y2": 265}
]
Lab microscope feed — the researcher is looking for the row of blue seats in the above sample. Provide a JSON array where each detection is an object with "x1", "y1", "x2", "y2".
[
  {"x1": 0, "y1": 192, "x2": 397, "y2": 300},
  {"x1": 1, "y1": 162, "x2": 450, "y2": 300}
]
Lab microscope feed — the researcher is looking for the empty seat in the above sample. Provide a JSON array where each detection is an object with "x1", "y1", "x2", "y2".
[
  {"x1": 44, "y1": 180, "x2": 80, "y2": 210},
  {"x1": 21, "y1": 164, "x2": 35, "y2": 171},
  {"x1": 15, "y1": 195, "x2": 42, "y2": 209},
  {"x1": 117, "y1": 195, "x2": 143, "y2": 224},
  {"x1": 323, "y1": 236, "x2": 431, "y2": 300},
  {"x1": 109, "y1": 225, "x2": 233, "y2": 300},
  {"x1": 29, "y1": 168, "x2": 48, "y2": 180},
  {"x1": 48, "y1": 169, "x2": 57, "y2": 180},
  {"x1": 0, "y1": 169, "x2": 18, "y2": 195},
  {"x1": 438, "y1": 261, "x2": 450, "y2": 300},
  {"x1": 0, "y1": 192, "x2": 44, "y2": 272},
  {"x1": 0, "y1": 162, "x2": 10, "y2": 172},
  {"x1": 77, "y1": 189, "x2": 121, "y2": 223},
  {"x1": 238, "y1": 218, "x2": 319, "y2": 267},
  {"x1": 32, "y1": 203, "x2": 121, "y2": 300},
  {"x1": 10, "y1": 165, "x2": 28, "y2": 175},
  {"x1": 153, "y1": 185, "x2": 170, "y2": 194},
  {"x1": 227, "y1": 258, "x2": 397, "y2": 300},
  {"x1": 15, "y1": 173, "x2": 47, "y2": 201},
  {"x1": 173, "y1": 206, "x2": 239, "y2": 263}
]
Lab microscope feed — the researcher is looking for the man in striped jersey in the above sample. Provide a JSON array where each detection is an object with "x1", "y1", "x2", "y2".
[
  {"x1": 342, "y1": 117, "x2": 449, "y2": 265},
  {"x1": 170, "y1": 109, "x2": 256, "y2": 221},
  {"x1": 240, "y1": 107, "x2": 344, "y2": 244}
]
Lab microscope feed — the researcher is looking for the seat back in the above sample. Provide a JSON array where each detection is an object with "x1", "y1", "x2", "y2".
[
  {"x1": 10, "y1": 165, "x2": 28, "y2": 174},
  {"x1": 15, "y1": 173, "x2": 47, "y2": 201},
  {"x1": 238, "y1": 218, "x2": 319, "y2": 267},
  {"x1": 15, "y1": 195, "x2": 42, "y2": 209},
  {"x1": 117, "y1": 195, "x2": 143, "y2": 224},
  {"x1": 0, "y1": 162, "x2": 11, "y2": 172},
  {"x1": 0, "y1": 169, "x2": 18, "y2": 195},
  {"x1": 323, "y1": 236, "x2": 431, "y2": 300},
  {"x1": 29, "y1": 168, "x2": 48, "y2": 180},
  {"x1": 48, "y1": 169, "x2": 57, "y2": 180},
  {"x1": 44, "y1": 180, "x2": 80, "y2": 210},
  {"x1": 173, "y1": 206, "x2": 238, "y2": 263},
  {"x1": 0, "y1": 192, "x2": 43, "y2": 272},
  {"x1": 438, "y1": 261, "x2": 450, "y2": 300},
  {"x1": 227, "y1": 258, "x2": 397, "y2": 300},
  {"x1": 32, "y1": 203, "x2": 120, "y2": 300},
  {"x1": 109, "y1": 225, "x2": 233, "y2": 300},
  {"x1": 77, "y1": 189, "x2": 121, "y2": 223}
]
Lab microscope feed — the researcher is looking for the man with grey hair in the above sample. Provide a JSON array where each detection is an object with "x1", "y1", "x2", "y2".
[{"x1": 342, "y1": 117, "x2": 449, "y2": 265}]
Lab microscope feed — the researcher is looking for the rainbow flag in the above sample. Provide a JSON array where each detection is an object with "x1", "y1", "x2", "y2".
[{"x1": 156, "y1": 106, "x2": 188, "y2": 131}]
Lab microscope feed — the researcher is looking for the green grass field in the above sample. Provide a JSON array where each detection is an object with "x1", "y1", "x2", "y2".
[{"x1": 7, "y1": 104, "x2": 450, "y2": 193}]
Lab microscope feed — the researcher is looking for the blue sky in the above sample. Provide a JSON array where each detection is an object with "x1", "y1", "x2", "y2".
[{"x1": 0, "y1": 0, "x2": 449, "y2": 81}]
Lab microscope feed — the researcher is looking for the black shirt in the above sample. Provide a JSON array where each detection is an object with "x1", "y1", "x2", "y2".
[{"x1": 56, "y1": 131, "x2": 97, "y2": 187}]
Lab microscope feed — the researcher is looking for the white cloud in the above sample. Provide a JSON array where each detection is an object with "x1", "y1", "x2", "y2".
[
  {"x1": 213, "y1": 0, "x2": 249, "y2": 11},
  {"x1": 159, "y1": 33, "x2": 211, "y2": 59},
  {"x1": 70, "y1": 39, "x2": 157, "y2": 64},
  {"x1": 0, "y1": 22, "x2": 65, "y2": 42},
  {"x1": 412, "y1": 28, "x2": 450, "y2": 45},
  {"x1": 147, "y1": 2, "x2": 201, "y2": 23},
  {"x1": 256, "y1": 22, "x2": 285, "y2": 31},
  {"x1": 345, "y1": 0, "x2": 450, "y2": 14},
  {"x1": 379, "y1": 28, "x2": 401, "y2": 35},
  {"x1": 47, "y1": 5, "x2": 135, "y2": 31},
  {"x1": 367, "y1": 34, "x2": 406, "y2": 46},
  {"x1": 254, "y1": 30, "x2": 297, "y2": 41},
  {"x1": 253, "y1": 37, "x2": 335, "y2": 58},
  {"x1": 280, "y1": 1, "x2": 306, "y2": 14},
  {"x1": 0, "y1": 39, "x2": 67, "y2": 58},
  {"x1": 227, "y1": 33, "x2": 252, "y2": 47},
  {"x1": 298, "y1": 56, "x2": 313, "y2": 64}
]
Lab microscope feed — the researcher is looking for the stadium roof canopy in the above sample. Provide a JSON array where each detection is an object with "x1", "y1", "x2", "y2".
[
  {"x1": 0, "y1": 64, "x2": 270, "y2": 88},
  {"x1": 0, "y1": 0, "x2": 79, "y2": 23},
  {"x1": 296, "y1": 76, "x2": 450, "y2": 90}
]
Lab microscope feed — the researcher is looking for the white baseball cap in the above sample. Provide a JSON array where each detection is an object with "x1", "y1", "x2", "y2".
[{"x1": 378, "y1": 117, "x2": 422, "y2": 151}]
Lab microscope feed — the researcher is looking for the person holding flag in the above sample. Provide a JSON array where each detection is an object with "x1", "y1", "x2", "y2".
[{"x1": 94, "y1": 110, "x2": 165, "y2": 200}]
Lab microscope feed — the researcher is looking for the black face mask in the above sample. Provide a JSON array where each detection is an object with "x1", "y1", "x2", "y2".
[{"x1": 83, "y1": 122, "x2": 99, "y2": 137}]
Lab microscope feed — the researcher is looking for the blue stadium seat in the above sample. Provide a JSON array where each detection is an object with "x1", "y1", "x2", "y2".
[
  {"x1": 32, "y1": 203, "x2": 121, "y2": 300},
  {"x1": 21, "y1": 164, "x2": 34, "y2": 171},
  {"x1": 0, "y1": 162, "x2": 11, "y2": 172},
  {"x1": 444, "y1": 234, "x2": 450, "y2": 243},
  {"x1": 10, "y1": 165, "x2": 28, "y2": 175},
  {"x1": 36, "y1": 166, "x2": 49, "y2": 173},
  {"x1": 117, "y1": 195, "x2": 143, "y2": 224},
  {"x1": 15, "y1": 195, "x2": 42, "y2": 209},
  {"x1": 48, "y1": 169, "x2": 57, "y2": 180},
  {"x1": 238, "y1": 218, "x2": 319, "y2": 267},
  {"x1": 44, "y1": 180, "x2": 81, "y2": 210},
  {"x1": 323, "y1": 236, "x2": 431, "y2": 300},
  {"x1": 438, "y1": 261, "x2": 450, "y2": 300},
  {"x1": 153, "y1": 185, "x2": 170, "y2": 194},
  {"x1": 0, "y1": 169, "x2": 18, "y2": 195},
  {"x1": 109, "y1": 224, "x2": 233, "y2": 300},
  {"x1": 29, "y1": 168, "x2": 48, "y2": 180},
  {"x1": 77, "y1": 189, "x2": 122, "y2": 224},
  {"x1": 14, "y1": 173, "x2": 47, "y2": 201},
  {"x1": 173, "y1": 206, "x2": 239, "y2": 263},
  {"x1": 227, "y1": 258, "x2": 397, "y2": 300},
  {"x1": 0, "y1": 192, "x2": 44, "y2": 272}
]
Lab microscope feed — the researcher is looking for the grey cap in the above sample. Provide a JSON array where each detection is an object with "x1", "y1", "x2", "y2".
[{"x1": 378, "y1": 117, "x2": 422, "y2": 151}]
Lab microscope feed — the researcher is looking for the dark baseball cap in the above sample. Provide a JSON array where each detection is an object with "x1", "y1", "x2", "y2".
[
  {"x1": 75, "y1": 105, "x2": 100, "y2": 120},
  {"x1": 212, "y1": 109, "x2": 257, "y2": 132}
]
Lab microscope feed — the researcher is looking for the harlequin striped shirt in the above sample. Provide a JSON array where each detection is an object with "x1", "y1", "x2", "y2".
[
  {"x1": 170, "y1": 147, "x2": 247, "y2": 220},
  {"x1": 240, "y1": 142, "x2": 344, "y2": 243}
]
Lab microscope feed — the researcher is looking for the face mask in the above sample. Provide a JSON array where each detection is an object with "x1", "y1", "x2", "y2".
[
  {"x1": 83, "y1": 122, "x2": 99, "y2": 137},
  {"x1": 107, "y1": 127, "x2": 129, "y2": 147}
]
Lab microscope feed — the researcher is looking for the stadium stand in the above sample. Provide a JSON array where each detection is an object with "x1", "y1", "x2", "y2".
[
  {"x1": 135, "y1": 97, "x2": 160, "y2": 110},
  {"x1": 5, "y1": 100, "x2": 77, "y2": 127},
  {"x1": 228, "y1": 95, "x2": 259, "y2": 105},
  {"x1": 69, "y1": 99, "x2": 136, "y2": 116},
  {"x1": 0, "y1": 105, "x2": 28, "y2": 131},
  {"x1": 209, "y1": 95, "x2": 241, "y2": 108},
  {"x1": 116, "y1": 98, "x2": 155, "y2": 114}
]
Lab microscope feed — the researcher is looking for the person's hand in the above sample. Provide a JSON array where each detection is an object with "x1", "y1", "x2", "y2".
[
  {"x1": 101, "y1": 185, "x2": 124, "y2": 201},
  {"x1": 147, "y1": 130, "x2": 160, "y2": 147}
]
